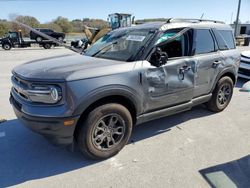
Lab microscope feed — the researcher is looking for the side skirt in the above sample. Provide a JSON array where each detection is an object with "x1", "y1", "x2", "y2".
[{"x1": 136, "y1": 93, "x2": 212, "y2": 125}]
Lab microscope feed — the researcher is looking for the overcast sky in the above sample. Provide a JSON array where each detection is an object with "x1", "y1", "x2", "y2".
[{"x1": 0, "y1": 0, "x2": 249, "y2": 24}]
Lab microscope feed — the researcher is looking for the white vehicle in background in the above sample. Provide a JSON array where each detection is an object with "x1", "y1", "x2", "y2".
[{"x1": 239, "y1": 51, "x2": 250, "y2": 79}]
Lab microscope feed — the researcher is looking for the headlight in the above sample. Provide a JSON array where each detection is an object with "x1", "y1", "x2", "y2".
[{"x1": 27, "y1": 85, "x2": 62, "y2": 104}]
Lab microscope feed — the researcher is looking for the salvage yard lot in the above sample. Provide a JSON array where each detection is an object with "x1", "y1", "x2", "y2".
[{"x1": 0, "y1": 47, "x2": 250, "y2": 187}]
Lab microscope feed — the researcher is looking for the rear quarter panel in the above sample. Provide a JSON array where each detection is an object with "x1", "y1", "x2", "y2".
[{"x1": 217, "y1": 49, "x2": 240, "y2": 79}]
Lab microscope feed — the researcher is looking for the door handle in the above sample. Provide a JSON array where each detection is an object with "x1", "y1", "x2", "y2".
[
  {"x1": 212, "y1": 60, "x2": 222, "y2": 68},
  {"x1": 179, "y1": 65, "x2": 191, "y2": 80}
]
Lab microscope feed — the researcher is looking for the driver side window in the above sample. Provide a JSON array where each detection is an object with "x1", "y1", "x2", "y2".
[
  {"x1": 10, "y1": 33, "x2": 18, "y2": 38},
  {"x1": 158, "y1": 29, "x2": 192, "y2": 58}
]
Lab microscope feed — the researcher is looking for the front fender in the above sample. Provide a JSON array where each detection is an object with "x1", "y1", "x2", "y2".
[
  {"x1": 1, "y1": 39, "x2": 12, "y2": 46},
  {"x1": 71, "y1": 84, "x2": 143, "y2": 117}
]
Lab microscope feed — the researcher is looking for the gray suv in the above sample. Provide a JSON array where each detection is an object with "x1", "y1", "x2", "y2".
[{"x1": 10, "y1": 19, "x2": 240, "y2": 159}]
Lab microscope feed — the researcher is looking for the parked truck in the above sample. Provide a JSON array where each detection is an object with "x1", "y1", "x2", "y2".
[
  {"x1": 0, "y1": 31, "x2": 59, "y2": 50},
  {"x1": 30, "y1": 28, "x2": 65, "y2": 42}
]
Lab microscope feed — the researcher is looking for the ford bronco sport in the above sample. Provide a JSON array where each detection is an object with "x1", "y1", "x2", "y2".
[{"x1": 10, "y1": 19, "x2": 240, "y2": 159}]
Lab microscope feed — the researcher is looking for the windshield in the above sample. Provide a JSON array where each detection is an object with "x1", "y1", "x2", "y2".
[{"x1": 84, "y1": 29, "x2": 154, "y2": 61}]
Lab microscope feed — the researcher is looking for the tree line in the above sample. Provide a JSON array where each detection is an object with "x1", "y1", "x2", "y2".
[
  {"x1": 0, "y1": 15, "x2": 109, "y2": 36},
  {"x1": 1, "y1": 15, "x2": 248, "y2": 37}
]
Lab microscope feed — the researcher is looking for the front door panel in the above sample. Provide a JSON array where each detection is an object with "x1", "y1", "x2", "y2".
[{"x1": 143, "y1": 58, "x2": 195, "y2": 112}]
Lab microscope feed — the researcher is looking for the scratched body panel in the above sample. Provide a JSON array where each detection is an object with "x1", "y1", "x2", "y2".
[{"x1": 142, "y1": 58, "x2": 195, "y2": 112}]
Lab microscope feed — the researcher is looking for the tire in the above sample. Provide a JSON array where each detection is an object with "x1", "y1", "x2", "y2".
[
  {"x1": 2, "y1": 43, "x2": 11, "y2": 50},
  {"x1": 207, "y1": 76, "x2": 234, "y2": 112},
  {"x1": 77, "y1": 103, "x2": 133, "y2": 160},
  {"x1": 43, "y1": 43, "x2": 51, "y2": 49},
  {"x1": 36, "y1": 36, "x2": 43, "y2": 42}
]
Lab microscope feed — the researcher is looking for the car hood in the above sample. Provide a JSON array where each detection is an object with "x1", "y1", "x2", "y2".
[{"x1": 13, "y1": 54, "x2": 136, "y2": 81}]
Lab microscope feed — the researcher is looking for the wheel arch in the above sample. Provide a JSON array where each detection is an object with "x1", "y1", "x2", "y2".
[
  {"x1": 211, "y1": 68, "x2": 237, "y2": 92},
  {"x1": 73, "y1": 94, "x2": 139, "y2": 139},
  {"x1": 2, "y1": 41, "x2": 12, "y2": 49}
]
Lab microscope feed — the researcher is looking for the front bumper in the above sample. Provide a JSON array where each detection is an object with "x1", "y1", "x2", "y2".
[{"x1": 10, "y1": 95, "x2": 80, "y2": 146}]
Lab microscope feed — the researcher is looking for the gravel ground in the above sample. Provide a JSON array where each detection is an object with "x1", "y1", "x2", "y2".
[{"x1": 0, "y1": 47, "x2": 250, "y2": 188}]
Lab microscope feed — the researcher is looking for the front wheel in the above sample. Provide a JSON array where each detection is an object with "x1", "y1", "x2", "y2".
[
  {"x1": 77, "y1": 103, "x2": 133, "y2": 160},
  {"x1": 206, "y1": 76, "x2": 234, "y2": 112},
  {"x1": 2, "y1": 43, "x2": 11, "y2": 50}
]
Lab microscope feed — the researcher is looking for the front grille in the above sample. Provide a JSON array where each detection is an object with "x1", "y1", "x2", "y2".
[
  {"x1": 10, "y1": 95, "x2": 22, "y2": 111},
  {"x1": 11, "y1": 75, "x2": 31, "y2": 101},
  {"x1": 13, "y1": 75, "x2": 30, "y2": 88}
]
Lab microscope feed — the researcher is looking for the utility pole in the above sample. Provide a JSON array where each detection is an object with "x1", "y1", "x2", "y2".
[{"x1": 234, "y1": 0, "x2": 242, "y2": 37}]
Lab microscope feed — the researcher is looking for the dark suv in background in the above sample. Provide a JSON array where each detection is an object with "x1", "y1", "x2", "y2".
[
  {"x1": 30, "y1": 28, "x2": 65, "y2": 42},
  {"x1": 10, "y1": 19, "x2": 240, "y2": 160}
]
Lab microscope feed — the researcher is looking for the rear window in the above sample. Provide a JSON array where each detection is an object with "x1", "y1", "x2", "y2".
[
  {"x1": 194, "y1": 29, "x2": 215, "y2": 54},
  {"x1": 213, "y1": 29, "x2": 235, "y2": 50}
]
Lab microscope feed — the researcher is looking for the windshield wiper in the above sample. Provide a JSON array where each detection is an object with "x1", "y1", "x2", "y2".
[{"x1": 91, "y1": 41, "x2": 118, "y2": 57}]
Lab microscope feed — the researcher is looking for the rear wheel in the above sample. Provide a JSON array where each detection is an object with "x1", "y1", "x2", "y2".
[
  {"x1": 2, "y1": 43, "x2": 11, "y2": 50},
  {"x1": 77, "y1": 103, "x2": 133, "y2": 160},
  {"x1": 43, "y1": 43, "x2": 52, "y2": 49},
  {"x1": 207, "y1": 76, "x2": 234, "y2": 112}
]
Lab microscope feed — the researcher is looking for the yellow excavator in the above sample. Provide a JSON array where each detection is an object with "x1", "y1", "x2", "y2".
[{"x1": 71, "y1": 13, "x2": 134, "y2": 50}]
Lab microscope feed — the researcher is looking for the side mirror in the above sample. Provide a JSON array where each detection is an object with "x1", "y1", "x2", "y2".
[{"x1": 149, "y1": 47, "x2": 168, "y2": 67}]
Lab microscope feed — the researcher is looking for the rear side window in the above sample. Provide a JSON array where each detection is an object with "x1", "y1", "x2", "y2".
[
  {"x1": 213, "y1": 29, "x2": 235, "y2": 50},
  {"x1": 40, "y1": 29, "x2": 49, "y2": 32},
  {"x1": 194, "y1": 29, "x2": 215, "y2": 54}
]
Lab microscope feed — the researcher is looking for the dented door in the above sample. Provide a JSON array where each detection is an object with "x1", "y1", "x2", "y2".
[
  {"x1": 193, "y1": 52, "x2": 221, "y2": 97},
  {"x1": 142, "y1": 58, "x2": 195, "y2": 112}
]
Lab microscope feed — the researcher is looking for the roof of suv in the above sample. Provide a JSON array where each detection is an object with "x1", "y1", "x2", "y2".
[{"x1": 131, "y1": 19, "x2": 232, "y2": 31}]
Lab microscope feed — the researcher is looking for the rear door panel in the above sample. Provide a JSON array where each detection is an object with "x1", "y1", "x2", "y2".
[{"x1": 193, "y1": 52, "x2": 221, "y2": 97}]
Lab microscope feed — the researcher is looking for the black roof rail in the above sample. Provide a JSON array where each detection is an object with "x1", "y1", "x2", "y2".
[{"x1": 167, "y1": 18, "x2": 225, "y2": 24}]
